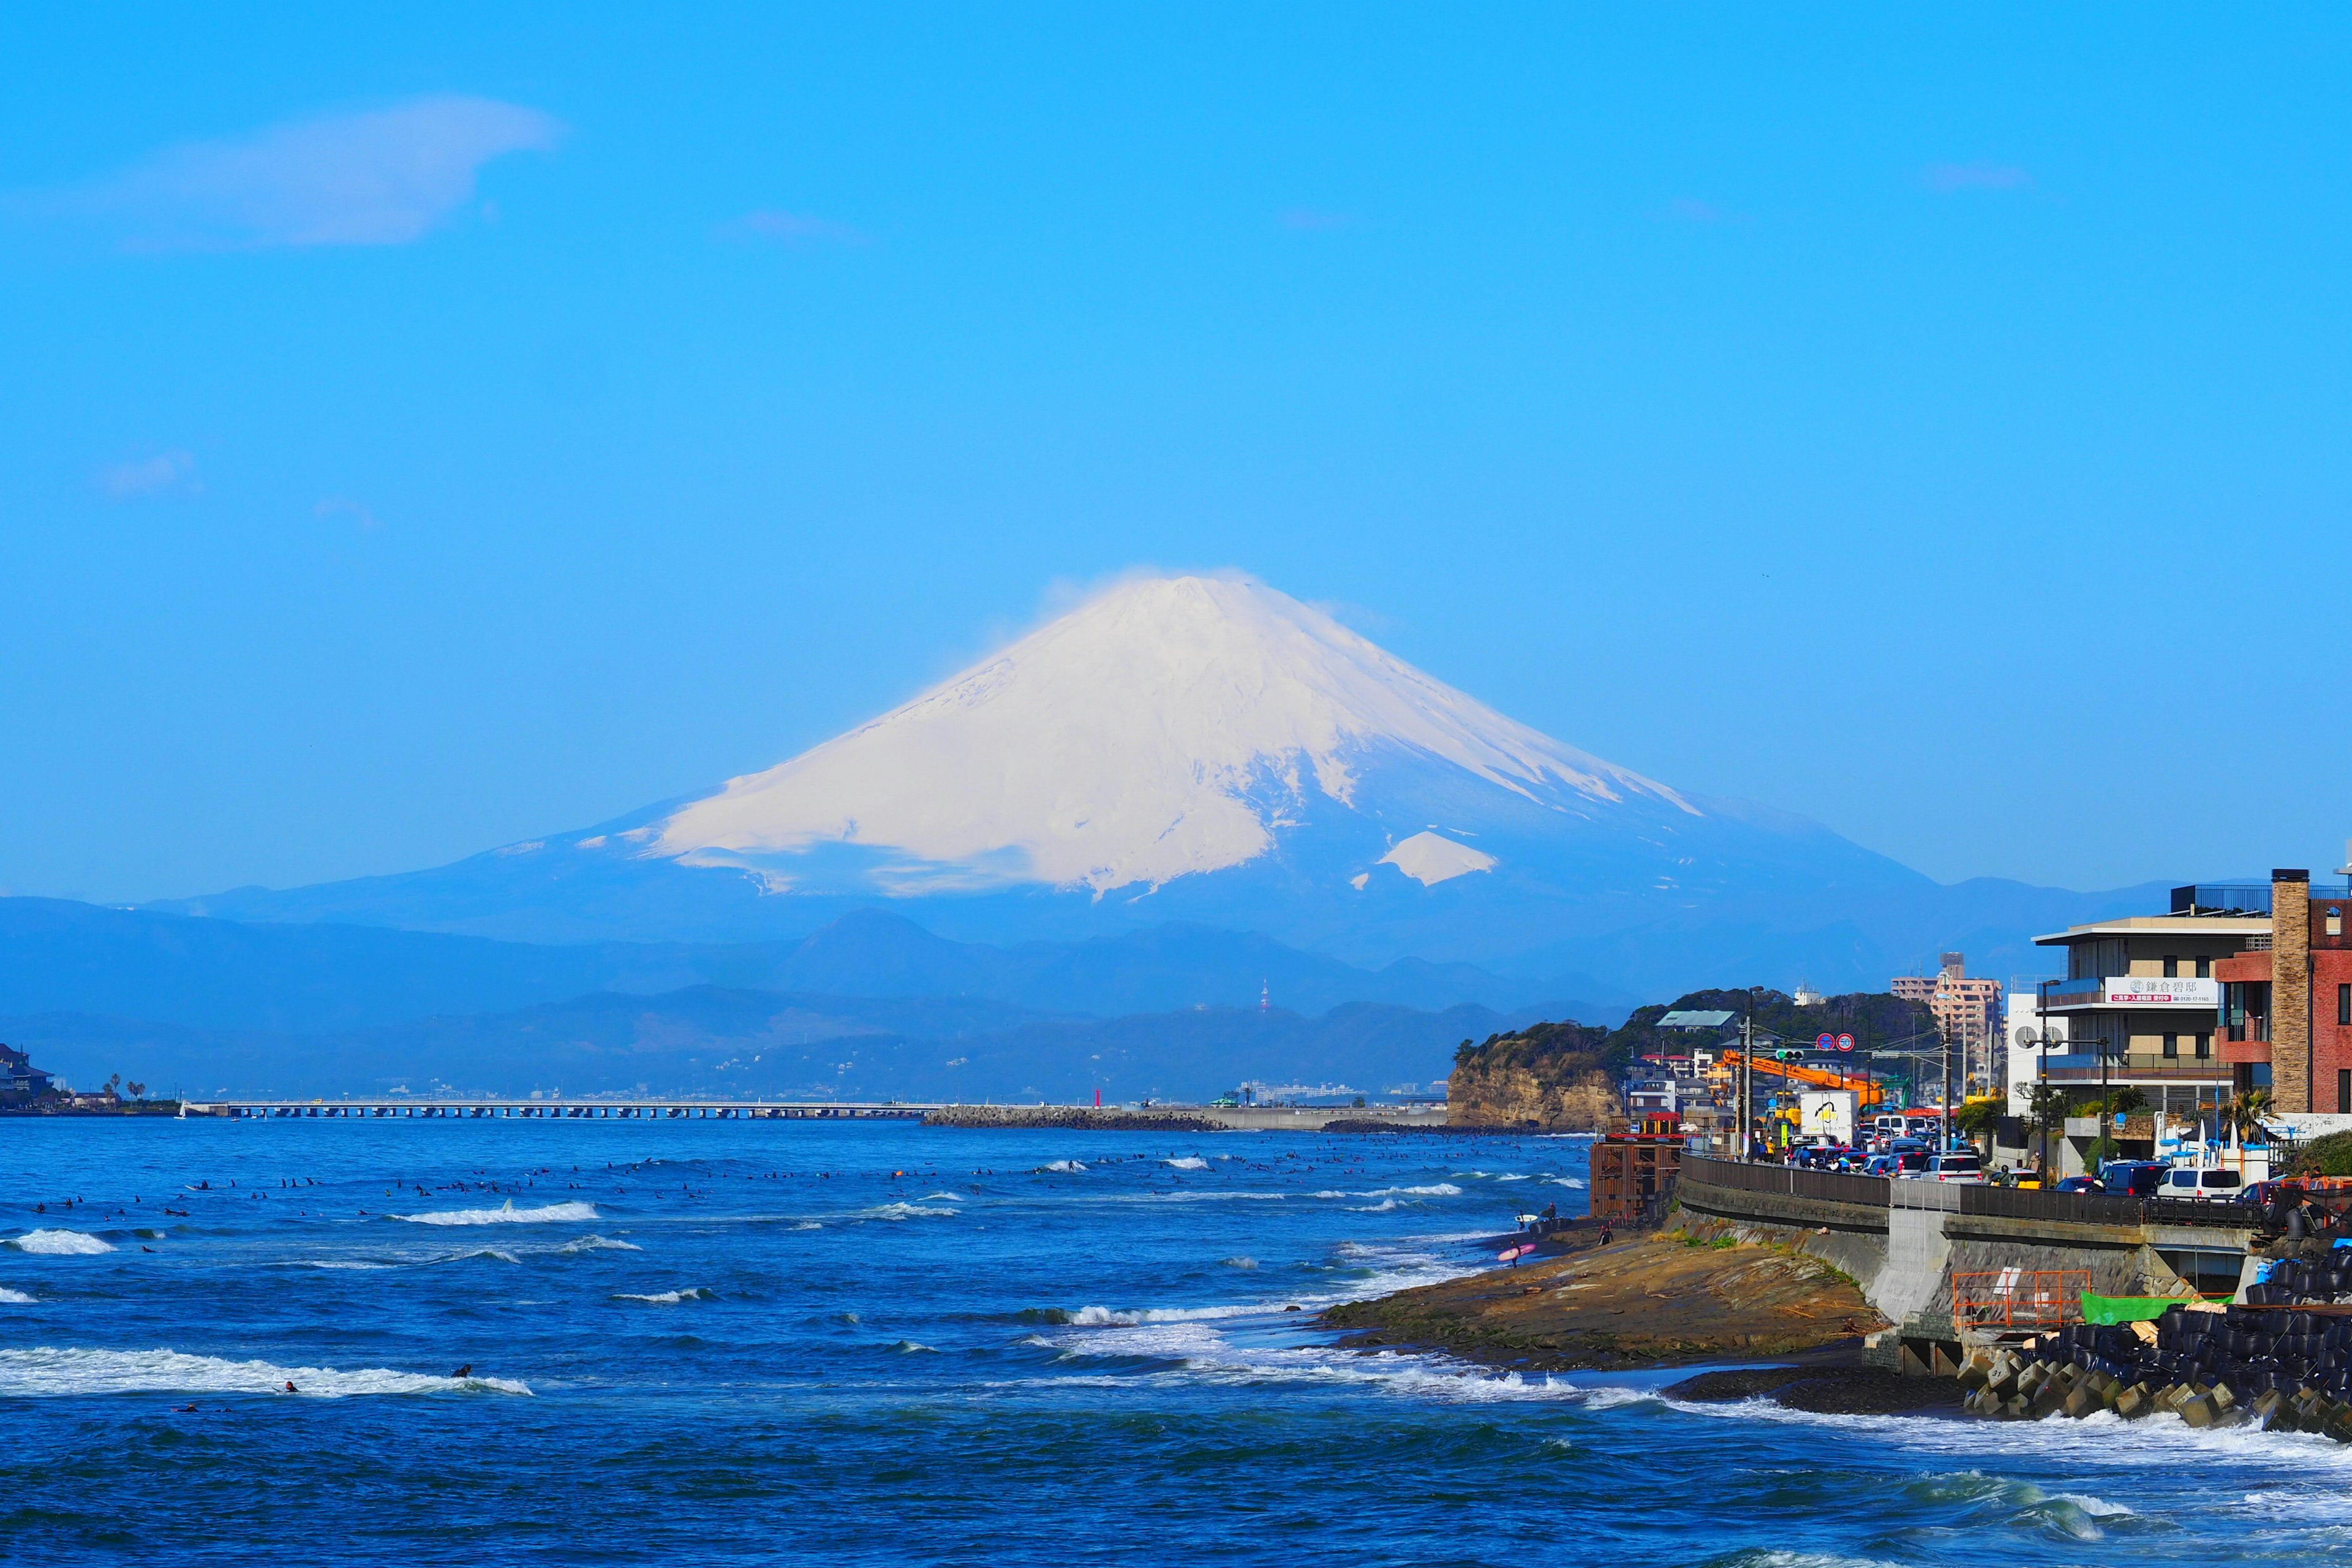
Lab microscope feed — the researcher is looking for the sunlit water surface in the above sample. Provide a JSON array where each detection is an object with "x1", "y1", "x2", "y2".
[{"x1": 2, "y1": 1119, "x2": 2334, "y2": 1565}]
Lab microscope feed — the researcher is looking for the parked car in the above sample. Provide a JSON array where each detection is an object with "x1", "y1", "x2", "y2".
[
  {"x1": 2098, "y1": 1160, "x2": 2170, "y2": 1198},
  {"x1": 1924, "y1": 1152, "x2": 1986, "y2": 1185},
  {"x1": 2053, "y1": 1175, "x2": 2105, "y2": 1194},
  {"x1": 2161, "y1": 1166, "x2": 2246, "y2": 1200}
]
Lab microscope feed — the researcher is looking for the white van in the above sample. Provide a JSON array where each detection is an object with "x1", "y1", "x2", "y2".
[
  {"x1": 2160, "y1": 1167, "x2": 2244, "y2": 1200},
  {"x1": 1924, "y1": 1152, "x2": 1985, "y2": 1185}
]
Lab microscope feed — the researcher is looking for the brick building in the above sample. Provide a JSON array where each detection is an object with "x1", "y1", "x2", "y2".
[
  {"x1": 2032, "y1": 869, "x2": 2352, "y2": 1115},
  {"x1": 2212, "y1": 870, "x2": 2352, "y2": 1114}
]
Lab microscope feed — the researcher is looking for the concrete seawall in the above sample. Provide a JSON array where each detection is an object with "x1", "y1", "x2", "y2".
[{"x1": 1674, "y1": 1159, "x2": 2253, "y2": 1347}]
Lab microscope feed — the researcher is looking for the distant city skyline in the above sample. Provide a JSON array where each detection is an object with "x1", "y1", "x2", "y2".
[{"x1": 4, "y1": 9, "x2": 2350, "y2": 904}]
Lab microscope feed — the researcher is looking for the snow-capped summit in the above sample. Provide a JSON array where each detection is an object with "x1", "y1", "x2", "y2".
[
  {"x1": 651, "y1": 573, "x2": 1692, "y2": 894},
  {"x1": 160, "y1": 568, "x2": 2034, "y2": 991}
]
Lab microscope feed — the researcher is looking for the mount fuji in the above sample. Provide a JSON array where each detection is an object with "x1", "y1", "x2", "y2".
[{"x1": 159, "y1": 573, "x2": 2149, "y2": 994}]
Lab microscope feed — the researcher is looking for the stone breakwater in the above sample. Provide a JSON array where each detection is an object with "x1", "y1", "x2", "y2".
[
  {"x1": 1959, "y1": 1305, "x2": 2352, "y2": 1436},
  {"x1": 921, "y1": 1106, "x2": 1226, "y2": 1133}
]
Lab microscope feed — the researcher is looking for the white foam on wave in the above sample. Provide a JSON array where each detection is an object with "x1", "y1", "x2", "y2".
[
  {"x1": 1547, "y1": 1177, "x2": 1588, "y2": 1189},
  {"x1": 299, "y1": 1261, "x2": 396, "y2": 1271},
  {"x1": 1066, "y1": 1302, "x2": 1271, "y2": 1327},
  {"x1": 614, "y1": 1287, "x2": 717, "y2": 1304},
  {"x1": 0, "y1": 1346, "x2": 531, "y2": 1398},
  {"x1": 557, "y1": 1234, "x2": 642, "y2": 1253},
  {"x1": 1221, "y1": 1256, "x2": 1257, "y2": 1270},
  {"x1": 393, "y1": 1200, "x2": 598, "y2": 1227},
  {"x1": 860, "y1": 1204, "x2": 957, "y2": 1221},
  {"x1": 1351, "y1": 1198, "x2": 1400, "y2": 1213},
  {"x1": 1163, "y1": 1156, "x2": 1210, "y2": 1170},
  {"x1": 922, "y1": 1191, "x2": 967, "y2": 1202},
  {"x1": 1362, "y1": 1183, "x2": 1462, "y2": 1198},
  {"x1": 10, "y1": 1230, "x2": 114, "y2": 1256},
  {"x1": 1041, "y1": 1160, "x2": 1087, "y2": 1173},
  {"x1": 435, "y1": 1247, "x2": 522, "y2": 1266},
  {"x1": 0, "y1": 1287, "x2": 36, "y2": 1303}
]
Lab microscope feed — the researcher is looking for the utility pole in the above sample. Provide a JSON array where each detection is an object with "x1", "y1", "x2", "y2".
[
  {"x1": 1739, "y1": 991, "x2": 1754, "y2": 1161},
  {"x1": 2037, "y1": 978, "x2": 2052, "y2": 1178},
  {"x1": 1939, "y1": 1016, "x2": 1953, "y2": 1153}
]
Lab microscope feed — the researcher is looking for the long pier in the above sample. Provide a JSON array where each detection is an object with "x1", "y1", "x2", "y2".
[{"x1": 183, "y1": 1099, "x2": 938, "y2": 1120}]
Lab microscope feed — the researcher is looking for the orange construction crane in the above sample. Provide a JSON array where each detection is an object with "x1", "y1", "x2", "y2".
[{"x1": 1721, "y1": 1050, "x2": 1888, "y2": 1107}]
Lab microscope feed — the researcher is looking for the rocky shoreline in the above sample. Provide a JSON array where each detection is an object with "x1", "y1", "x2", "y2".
[{"x1": 1323, "y1": 1226, "x2": 1886, "y2": 1378}]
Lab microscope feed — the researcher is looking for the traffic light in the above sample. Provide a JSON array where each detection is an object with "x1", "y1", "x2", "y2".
[{"x1": 1774, "y1": 1049, "x2": 1804, "y2": 1061}]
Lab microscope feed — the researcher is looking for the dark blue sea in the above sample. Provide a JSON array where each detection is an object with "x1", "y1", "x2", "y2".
[{"x1": 1, "y1": 1118, "x2": 2329, "y2": 1565}]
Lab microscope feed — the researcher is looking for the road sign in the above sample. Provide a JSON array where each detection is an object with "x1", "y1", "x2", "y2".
[
  {"x1": 1815, "y1": 1033, "x2": 1835, "y2": 1050},
  {"x1": 1836, "y1": 1033, "x2": 1856, "y2": 1052}
]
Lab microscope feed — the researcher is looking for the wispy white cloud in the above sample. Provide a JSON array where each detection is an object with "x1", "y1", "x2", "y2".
[
  {"x1": 315, "y1": 496, "x2": 379, "y2": 531},
  {"x1": 715, "y1": 209, "x2": 869, "y2": 248},
  {"x1": 95, "y1": 450, "x2": 198, "y2": 502},
  {"x1": 1925, "y1": 162, "x2": 2032, "y2": 193},
  {"x1": 1278, "y1": 208, "x2": 1357, "y2": 232},
  {"x1": 58, "y1": 96, "x2": 563, "y2": 250}
]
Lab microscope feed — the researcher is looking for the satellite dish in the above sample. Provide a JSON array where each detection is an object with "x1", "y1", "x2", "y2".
[{"x1": 2013, "y1": 1026, "x2": 2040, "y2": 1049}]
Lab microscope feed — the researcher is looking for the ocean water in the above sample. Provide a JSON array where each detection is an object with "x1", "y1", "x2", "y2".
[{"x1": 2, "y1": 1119, "x2": 2342, "y2": 1566}]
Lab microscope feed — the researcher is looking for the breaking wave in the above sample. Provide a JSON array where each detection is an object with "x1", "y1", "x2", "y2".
[
  {"x1": 393, "y1": 1201, "x2": 598, "y2": 1227},
  {"x1": 0, "y1": 1346, "x2": 530, "y2": 1398},
  {"x1": 614, "y1": 1288, "x2": 717, "y2": 1304},
  {"x1": 1163, "y1": 1157, "x2": 1210, "y2": 1170},
  {"x1": 1041, "y1": 1160, "x2": 1087, "y2": 1174},
  {"x1": 10, "y1": 1230, "x2": 114, "y2": 1256},
  {"x1": 861, "y1": 1204, "x2": 958, "y2": 1221},
  {"x1": 0, "y1": 1287, "x2": 36, "y2": 1303},
  {"x1": 557, "y1": 1234, "x2": 643, "y2": 1253}
]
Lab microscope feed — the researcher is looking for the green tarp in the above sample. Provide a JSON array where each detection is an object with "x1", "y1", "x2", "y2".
[{"x1": 2080, "y1": 1291, "x2": 2193, "y2": 1324}]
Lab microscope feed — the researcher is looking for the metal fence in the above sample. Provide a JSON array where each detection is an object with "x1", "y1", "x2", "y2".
[
  {"x1": 1953, "y1": 1268, "x2": 2091, "y2": 1331},
  {"x1": 1679, "y1": 1154, "x2": 2253, "y2": 1230}
]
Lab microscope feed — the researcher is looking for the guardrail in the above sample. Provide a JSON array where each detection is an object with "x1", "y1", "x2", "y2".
[{"x1": 1681, "y1": 1155, "x2": 2253, "y2": 1230}]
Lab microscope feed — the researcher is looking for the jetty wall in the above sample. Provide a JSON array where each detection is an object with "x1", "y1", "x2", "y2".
[
  {"x1": 921, "y1": 1104, "x2": 1451, "y2": 1133},
  {"x1": 1673, "y1": 1155, "x2": 2254, "y2": 1343}
]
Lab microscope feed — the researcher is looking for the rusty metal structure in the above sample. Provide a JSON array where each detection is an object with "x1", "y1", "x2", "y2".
[
  {"x1": 1590, "y1": 1111, "x2": 1685, "y2": 1224},
  {"x1": 1952, "y1": 1267, "x2": 2093, "y2": 1332}
]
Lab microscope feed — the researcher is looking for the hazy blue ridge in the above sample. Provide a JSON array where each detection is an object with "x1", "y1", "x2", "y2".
[{"x1": 4, "y1": 987, "x2": 1566, "y2": 1103}]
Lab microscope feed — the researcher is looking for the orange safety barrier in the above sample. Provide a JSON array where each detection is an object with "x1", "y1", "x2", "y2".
[{"x1": 1952, "y1": 1268, "x2": 2092, "y2": 1332}]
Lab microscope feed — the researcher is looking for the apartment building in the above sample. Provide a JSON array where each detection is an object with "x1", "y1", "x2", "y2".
[
  {"x1": 2030, "y1": 870, "x2": 2352, "y2": 1115},
  {"x1": 1892, "y1": 952, "x2": 2004, "y2": 1092}
]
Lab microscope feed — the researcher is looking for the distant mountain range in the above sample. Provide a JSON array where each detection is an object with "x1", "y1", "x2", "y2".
[
  {"x1": 144, "y1": 574, "x2": 2163, "y2": 995},
  {"x1": 9, "y1": 572, "x2": 2174, "y2": 1096},
  {"x1": 0, "y1": 896, "x2": 1612, "y2": 1100}
]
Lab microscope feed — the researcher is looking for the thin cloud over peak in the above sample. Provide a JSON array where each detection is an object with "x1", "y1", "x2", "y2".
[
  {"x1": 715, "y1": 209, "x2": 869, "y2": 247},
  {"x1": 1925, "y1": 162, "x2": 2032, "y2": 193},
  {"x1": 95, "y1": 450, "x2": 199, "y2": 502},
  {"x1": 60, "y1": 95, "x2": 562, "y2": 251}
]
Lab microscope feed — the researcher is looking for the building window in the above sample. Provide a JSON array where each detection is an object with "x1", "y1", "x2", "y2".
[
  {"x1": 2331, "y1": 907, "x2": 2345, "y2": 938},
  {"x1": 2162, "y1": 1033, "x2": 2179, "y2": 1059},
  {"x1": 2196, "y1": 956, "x2": 2211, "y2": 979},
  {"x1": 2163, "y1": 956, "x2": 2179, "y2": 978},
  {"x1": 2340, "y1": 1069, "x2": 2350, "y2": 1115},
  {"x1": 2196, "y1": 1033, "x2": 2212, "y2": 1060},
  {"x1": 2341, "y1": 983, "x2": 2351, "y2": 1028}
]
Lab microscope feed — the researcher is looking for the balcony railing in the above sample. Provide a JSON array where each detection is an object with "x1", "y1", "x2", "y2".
[
  {"x1": 2173, "y1": 883, "x2": 2273, "y2": 915},
  {"x1": 2043, "y1": 1055, "x2": 2227, "y2": 1080}
]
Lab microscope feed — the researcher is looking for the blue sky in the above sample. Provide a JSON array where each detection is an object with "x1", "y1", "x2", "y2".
[{"x1": 4, "y1": 6, "x2": 2349, "y2": 903}]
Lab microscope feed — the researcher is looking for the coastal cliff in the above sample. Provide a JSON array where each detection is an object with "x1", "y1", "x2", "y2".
[{"x1": 1444, "y1": 1020, "x2": 1615, "y2": 1129}]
